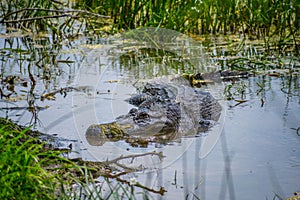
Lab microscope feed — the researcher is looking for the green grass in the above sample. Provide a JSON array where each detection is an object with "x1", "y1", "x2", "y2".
[
  {"x1": 2, "y1": 0, "x2": 298, "y2": 40},
  {"x1": 0, "y1": 119, "x2": 58, "y2": 199},
  {"x1": 76, "y1": 0, "x2": 299, "y2": 37},
  {"x1": 1, "y1": 0, "x2": 298, "y2": 51},
  {"x1": 0, "y1": 118, "x2": 157, "y2": 199},
  {"x1": 72, "y1": 0, "x2": 300, "y2": 54},
  {"x1": 0, "y1": 118, "x2": 99, "y2": 200}
]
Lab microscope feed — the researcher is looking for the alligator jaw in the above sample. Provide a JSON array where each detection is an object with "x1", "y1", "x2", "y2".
[
  {"x1": 85, "y1": 122, "x2": 128, "y2": 146},
  {"x1": 85, "y1": 119, "x2": 179, "y2": 147}
]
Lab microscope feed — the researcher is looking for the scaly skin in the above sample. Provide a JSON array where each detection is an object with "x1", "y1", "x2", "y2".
[{"x1": 86, "y1": 73, "x2": 226, "y2": 147}]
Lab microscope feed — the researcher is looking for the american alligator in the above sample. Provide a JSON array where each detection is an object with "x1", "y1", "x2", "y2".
[{"x1": 86, "y1": 71, "x2": 247, "y2": 147}]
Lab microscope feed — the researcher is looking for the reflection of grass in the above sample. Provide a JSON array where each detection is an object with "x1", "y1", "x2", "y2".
[{"x1": 118, "y1": 47, "x2": 198, "y2": 78}]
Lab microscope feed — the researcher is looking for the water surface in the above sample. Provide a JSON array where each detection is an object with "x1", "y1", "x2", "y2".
[{"x1": 0, "y1": 27, "x2": 299, "y2": 199}]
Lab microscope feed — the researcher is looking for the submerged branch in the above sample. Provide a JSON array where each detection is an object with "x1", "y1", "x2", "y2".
[
  {"x1": 40, "y1": 86, "x2": 92, "y2": 101},
  {"x1": 1, "y1": 8, "x2": 110, "y2": 23},
  {"x1": 70, "y1": 151, "x2": 164, "y2": 176},
  {"x1": 112, "y1": 175, "x2": 167, "y2": 195},
  {"x1": 1, "y1": 14, "x2": 73, "y2": 23},
  {"x1": 67, "y1": 151, "x2": 166, "y2": 195},
  {"x1": 105, "y1": 151, "x2": 165, "y2": 165},
  {"x1": 0, "y1": 106, "x2": 49, "y2": 111}
]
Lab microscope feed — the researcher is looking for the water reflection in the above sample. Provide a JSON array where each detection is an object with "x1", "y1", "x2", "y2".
[
  {"x1": 0, "y1": 26, "x2": 300, "y2": 199},
  {"x1": 140, "y1": 75, "x2": 299, "y2": 199}
]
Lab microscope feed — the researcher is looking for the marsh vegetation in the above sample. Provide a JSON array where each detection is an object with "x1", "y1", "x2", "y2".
[{"x1": 0, "y1": 0, "x2": 299, "y2": 199}]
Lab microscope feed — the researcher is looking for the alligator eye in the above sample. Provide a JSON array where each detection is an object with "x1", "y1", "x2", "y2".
[
  {"x1": 133, "y1": 111, "x2": 150, "y2": 126},
  {"x1": 199, "y1": 120, "x2": 211, "y2": 127},
  {"x1": 137, "y1": 111, "x2": 150, "y2": 119},
  {"x1": 129, "y1": 108, "x2": 138, "y2": 116},
  {"x1": 129, "y1": 94, "x2": 151, "y2": 106}
]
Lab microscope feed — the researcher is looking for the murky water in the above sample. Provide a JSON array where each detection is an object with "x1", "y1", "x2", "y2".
[{"x1": 0, "y1": 27, "x2": 299, "y2": 199}]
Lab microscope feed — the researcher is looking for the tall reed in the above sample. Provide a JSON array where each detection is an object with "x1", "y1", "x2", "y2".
[{"x1": 77, "y1": 0, "x2": 299, "y2": 40}]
